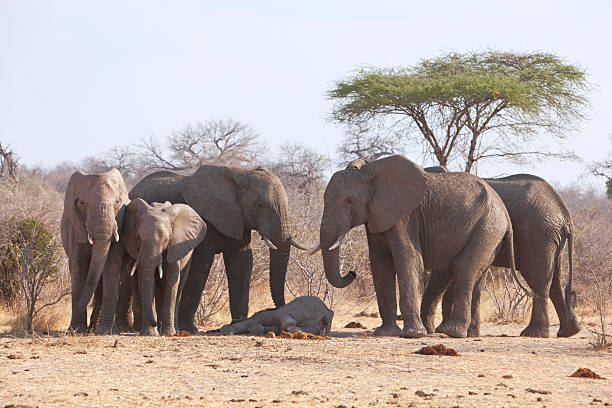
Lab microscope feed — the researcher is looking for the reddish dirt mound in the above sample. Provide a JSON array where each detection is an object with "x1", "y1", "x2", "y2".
[
  {"x1": 172, "y1": 330, "x2": 191, "y2": 337},
  {"x1": 277, "y1": 330, "x2": 330, "y2": 340},
  {"x1": 345, "y1": 321, "x2": 367, "y2": 329},
  {"x1": 414, "y1": 344, "x2": 460, "y2": 356},
  {"x1": 570, "y1": 368, "x2": 605, "y2": 379}
]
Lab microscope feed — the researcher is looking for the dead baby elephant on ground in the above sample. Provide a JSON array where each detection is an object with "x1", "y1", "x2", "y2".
[{"x1": 220, "y1": 296, "x2": 334, "y2": 336}]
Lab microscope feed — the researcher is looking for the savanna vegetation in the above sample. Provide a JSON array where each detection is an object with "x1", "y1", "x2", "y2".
[{"x1": 0, "y1": 51, "x2": 609, "y2": 346}]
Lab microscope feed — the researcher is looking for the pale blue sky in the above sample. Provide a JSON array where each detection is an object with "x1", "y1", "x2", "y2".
[{"x1": 1, "y1": 1, "x2": 610, "y2": 189}]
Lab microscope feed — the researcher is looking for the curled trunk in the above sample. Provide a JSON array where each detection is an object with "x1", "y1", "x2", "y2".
[{"x1": 322, "y1": 247, "x2": 356, "y2": 288}]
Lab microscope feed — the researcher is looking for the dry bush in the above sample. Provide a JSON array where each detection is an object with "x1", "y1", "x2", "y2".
[{"x1": 483, "y1": 267, "x2": 531, "y2": 324}]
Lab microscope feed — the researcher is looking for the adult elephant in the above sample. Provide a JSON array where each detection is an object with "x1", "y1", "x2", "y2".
[
  {"x1": 315, "y1": 155, "x2": 523, "y2": 338},
  {"x1": 421, "y1": 167, "x2": 580, "y2": 338},
  {"x1": 61, "y1": 169, "x2": 129, "y2": 334},
  {"x1": 128, "y1": 165, "x2": 305, "y2": 333},
  {"x1": 122, "y1": 199, "x2": 207, "y2": 336}
]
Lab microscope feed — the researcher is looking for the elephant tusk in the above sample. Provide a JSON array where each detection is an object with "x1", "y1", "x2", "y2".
[
  {"x1": 308, "y1": 243, "x2": 321, "y2": 255},
  {"x1": 87, "y1": 232, "x2": 93, "y2": 246},
  {"x1": 114, "y1": 229, "x2": 119, "y2": 242},
  {"x1": 158, "y1": 264, "x2": 163, "y2": 279},
  {"x1": 328, "y1": 233, "x2": 346, "y2": 251},
  {"x1": 262, "y1": 236, "x2": 278, "y2": 250},
  {"x1": 289, "y1": 239, "x2": 307, "y2": 251},
  {"x1": 130, "y1": 260, "x2": 139, "y2": 277}
]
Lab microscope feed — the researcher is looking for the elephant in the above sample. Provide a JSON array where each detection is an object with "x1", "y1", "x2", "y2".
[
  {"x1": 316, "y1": 155, "x2": 523, "y2": 338},
  {"x1": 219, "y1": 296, "x2": 334, "y2": 336},
  {"x1": 128, "y1": 165, "x2": 305, "y2": 333},
  {"x1": 61, "y1": 169, "x2": 129, "y2": 334},
  {"x1": 421, "y1": 167, "x2": 580, "y2": 338},
  {"x1": 121, "y1": 199, "x2": 207, "y2": 336}
]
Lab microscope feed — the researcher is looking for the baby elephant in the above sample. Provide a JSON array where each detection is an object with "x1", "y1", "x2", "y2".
[
  {"x1": 122, "y1": 198, "x2": 207, "y2": 336},
  {"x1": 220, "y1": 296, "x2": 334, "y2": 336}
]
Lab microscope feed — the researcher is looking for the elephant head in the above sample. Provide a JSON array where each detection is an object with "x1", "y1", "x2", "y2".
[
  {"x1": 181, "y1": 165, "x2": 305, "y2": 307},
  {"x1": 123, "y1": 198, "x2": 207, "y2": 286},
  {"x1": 318, "y1": 155, "x2": 428, "y2": 288},
  {"x1": 62, "y1": 169, "x2": 129, "y2": 312}
]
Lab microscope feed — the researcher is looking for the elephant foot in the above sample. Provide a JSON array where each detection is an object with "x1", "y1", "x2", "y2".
[
  {"x1": 95, "y1": 323, "x2": 119, "y2": 335},
  {"x1": 178, "y1": 321, "x2": 200, "y2": 334},
  {"x1": 400, "y1": 320, "x2": 427, "y2": 338},
  {"x1": 557, "y1": 322, "x2": 580, "y2": 338},
  {"x1": 436, "y1": 321, "x2": 467, "y2": 338},
  {"x1": 467, "y1": 322, "x2": 480, "y2": 337},
  {"x1": 116, "y1": 320, "x2": 134, "y2": 333},
  {"x1": 140, "y1": 326, "x2": 160, "y2": 336},
  {"x1": 422, "y1": 316, "x2": 436, "y2": 334},
  {"x1": 520, "y1": 325, "x2": 549, "y2": 338},
  {"x1": 160, "y1": 328, "x2": 176, "y2": 337},
  {"x1": 373, "y1": 323, "x2": 402, "y2": 337}
]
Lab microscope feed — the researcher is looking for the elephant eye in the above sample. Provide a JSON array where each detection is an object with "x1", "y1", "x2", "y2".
[{"x1": 77, "y1": 199, "x2": 86, "y2": 206}]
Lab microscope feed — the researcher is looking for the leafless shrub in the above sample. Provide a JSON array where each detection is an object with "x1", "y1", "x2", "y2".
[
  {"x1": 484, "y1": 267, "x2": 531, "y2": 323},
  {"x1": 194, "y1": 256, "x2": 229, "y2": 325},
  {"x1": 586, "y1": 268, "x2": 610, "y2": 351},
  {"x1": 0, "y1": 142, "x2": 19, "y2": 185}
]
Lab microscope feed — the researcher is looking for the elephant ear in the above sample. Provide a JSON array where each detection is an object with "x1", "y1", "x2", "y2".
[
  {"x1": 166, "y1": 204, "x2": 207, "y2": 264},
  {"x1": 62, "y1": 171, "x2": 88, "y2": 246},
  {"x1": 181, "y1": 165, "x2": 244, "y2": 240},
  {"x1": 122, "y1": 198, "x2": 149, "y2": 260},
  {"x1": 365, "y1": 155, "x2": 428, "y2": 234}
]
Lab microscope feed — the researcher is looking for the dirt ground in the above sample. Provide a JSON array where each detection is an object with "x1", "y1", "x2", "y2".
[{"x1": 0, "y1": 314, "x2": 610, "y2": 408}]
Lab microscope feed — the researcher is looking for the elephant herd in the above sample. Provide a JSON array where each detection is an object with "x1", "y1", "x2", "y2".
[{"x1": 61, "y1": 155, "x2": 580, "y2": 339}]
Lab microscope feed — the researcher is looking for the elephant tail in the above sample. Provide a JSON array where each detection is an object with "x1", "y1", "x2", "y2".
[
  {"x1": 564, "y1": 225, "x2": 577, "y2": 308},
  {"x1": 505, "y1": 226, "x2": 535, "y2": 298}
]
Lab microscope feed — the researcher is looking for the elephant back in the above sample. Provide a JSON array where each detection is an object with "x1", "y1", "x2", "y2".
[{"x1": 130, "y1": 171, "x2": 186, "y2": 204}]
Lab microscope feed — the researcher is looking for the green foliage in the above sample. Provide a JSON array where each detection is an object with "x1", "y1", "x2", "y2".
[
  {"x1": 606, "y1": 179, "x2": 612, "y2": 199},
  {"x1": 0, "y1": 216, "x2": 59, "y2": 305},
  {"x1": 329, "y1": 50, "x2": 591, "y2": 171}
]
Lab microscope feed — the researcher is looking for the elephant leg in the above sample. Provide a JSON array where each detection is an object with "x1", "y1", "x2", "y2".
[
  {"x1": 159, "y1": 262, "x2": 180, "y2": 336},
  {"x1": 177, "y1": 244, "x2": 215, "y2": 333},
  {"x1": 174, "y1": 257, "x2": 193, "y2": 331},
  {"x1": 96, "y1": 243, "x2": 122, "y2": 335},
  {"x1": 131, "y1": 274, "x2": 142, "y2": 332},
  {"x1": 369, "y1": 246, "x2": 401, "y2": 337},
  {"x1": 392, "y1": 250, "x2": 427, "y2": 338},
  {"x1": 420, "y1": 270, "x2": 452, "y2": 334},
  {"x1": 88, "y1": 280, "x2": 103, "y2": 332},
  {"x1": 437, "y1": 241, "x2": 494, "y2": 338},
  {"x1": 138, "y1": 267, "x2": 159, "y2": 336},
  {"x1": 115, "y1": 257, "x2": 133, "y2": 332},
  {"x1": 550, "y1": 256, "x2": 580, "y2": 337},
  {"x1": 154, "y1": 283, "x2": 163, "y2": 327},
  {"x1": 68, "y1": 248, "x2": 90, "y2": 333},
  {"x1": 224, "y1": 243, "x2": 253, "y2": 323},
  {"x1": 441, "y1": 282, "x2": 455, "y2": 325},
  {"x1": 467, "y1": 273, "x2": 486, "y2": 337},
  {"x1": 519, "y1": 257, "x2": 553, "y2": 338}
]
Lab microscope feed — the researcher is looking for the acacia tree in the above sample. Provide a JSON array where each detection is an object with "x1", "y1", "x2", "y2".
[
  {"x1": 589, "y1": 158, "x2": 612, "y2": 198},
  {"x1": 329, "y1": 51, "x2": 591, "y2": 172}
]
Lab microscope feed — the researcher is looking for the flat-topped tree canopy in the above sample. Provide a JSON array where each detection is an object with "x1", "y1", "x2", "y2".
[{"x1": 329, "y1": 51, "x2": 591, "y2": 172}]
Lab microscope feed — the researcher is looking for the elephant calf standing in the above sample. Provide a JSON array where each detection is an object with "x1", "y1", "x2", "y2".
[
  {"x1": 220, "y1": 296, "x2": 334, "y2": 336},
  {"x1": 122, "y1": 199, "x2": 207, "y2": 336}
]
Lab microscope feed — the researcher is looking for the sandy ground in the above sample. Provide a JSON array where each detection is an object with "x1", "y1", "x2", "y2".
[{"x1": 0, "y1": 315, "x2": 610, "y2": 408}]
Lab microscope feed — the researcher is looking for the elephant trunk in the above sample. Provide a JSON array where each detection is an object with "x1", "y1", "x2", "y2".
[
  {"x1": 76, "y1": 203, "x2": 118, "y2": 312},
  {"x1": 137, "y1": 258, "x2": 159, "y2": 330},
  {"x1": 77, "y1": 237, "x2": 112, "y2": 312},
  {"x1": 322, "y1": 246, "x2": 356, "y2": 288},
  {"x1": 269, "y1": 241, "x2": 291, "y2": 308}
]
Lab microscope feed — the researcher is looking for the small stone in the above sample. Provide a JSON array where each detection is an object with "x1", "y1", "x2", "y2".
[
  {"x1": 469, "y1": 391, "x2": 477, "y2": 395},
  {"x1": 74, "y1": 392, "x2": 88, "y2": 397},
  {"x1": 391, "y1": 393, "x2": 399, "y2": 399},
  {"x1": 6, "y1": 355, "x2": 21, "y2": 360},
  {"x1": 526, "y1": 388, "x2": 551, "y2": 395},
  {"x1": 503, "y1": 374, "x2": 513, "y2": 379},
  {"x1": 478, "y1": 374, "x2": 485, "y2": 377}
]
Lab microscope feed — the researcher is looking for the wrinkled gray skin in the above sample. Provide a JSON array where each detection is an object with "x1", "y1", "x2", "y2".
[
  {"x1": 121, "y1": 199, "x2": 207, "y2": 336},
  {"x1": 319, "y1": 155, "x2": 517, "y2": 338},
  {"x1": 127, "y1": 165, "x2": 303, "y2": 333},
  {"x1": 220, "y1": 296, "x2": 334, "y2": 336},
  {"x1": 422, "y1": 166, "x2": 579, "y2": 338},
  {"x1": 61, "y1": 169, "x2": 129, "y2": 334}
]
